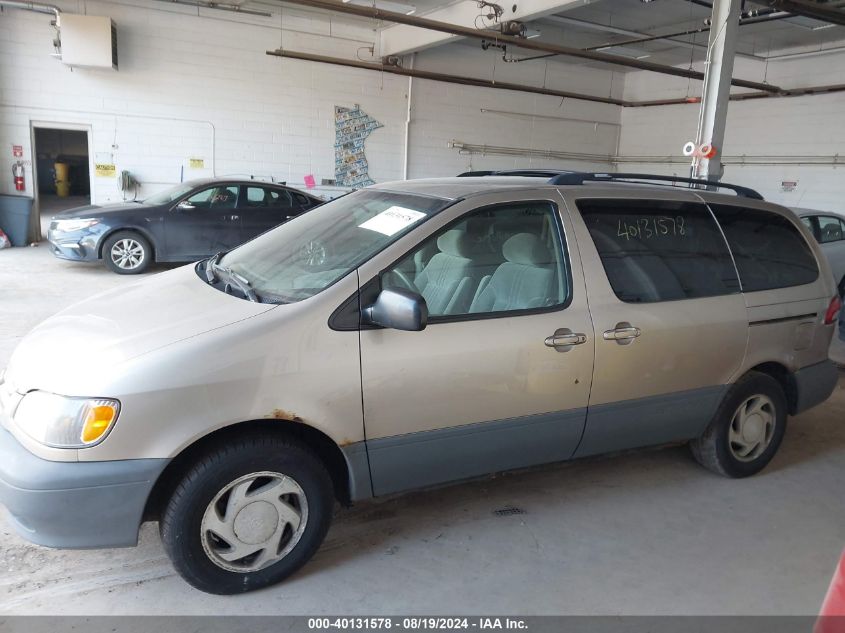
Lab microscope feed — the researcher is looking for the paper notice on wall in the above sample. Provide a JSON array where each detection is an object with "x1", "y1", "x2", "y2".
[
  {"x1": 304, "y1": 174, "x2": 316, "y2": 189},
  {"x1": 358, "y1": 207, "x2": 426, "y2": 236},
  {"x1": 189, "y1": 158, "x2": 204, "y2": 169},
  {"x1": 95, "y1": 163, "x2": 116, "y2": 178},
  {"x1": 781, "y1": 180, "x2": 798, "y2": 192}
]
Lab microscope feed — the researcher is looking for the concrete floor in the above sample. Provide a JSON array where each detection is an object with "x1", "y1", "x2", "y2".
[{"x1": 1, "y1": 240, "x2": 845, "y2": 616}]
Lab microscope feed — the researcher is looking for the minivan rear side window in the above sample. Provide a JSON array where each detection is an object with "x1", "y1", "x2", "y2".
[
  {"x1": 709, "y1": 205, "x2": 819, "y2": 292},
  {"x1": 578, "y1": 199, "x2": 740, "y2": 303}
]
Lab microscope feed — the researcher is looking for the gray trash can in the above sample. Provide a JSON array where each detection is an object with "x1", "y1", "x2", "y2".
[{"x1": 0, "y1": 194, "x2": 35, "y2": 247}]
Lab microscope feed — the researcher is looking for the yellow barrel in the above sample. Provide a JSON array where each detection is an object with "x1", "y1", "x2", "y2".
[{"x1": 54, "y1": 162, "x2": 70, "y2": 197}]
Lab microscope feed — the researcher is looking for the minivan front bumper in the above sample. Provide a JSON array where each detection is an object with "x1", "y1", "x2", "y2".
[{"x1": 0, "y1": 427, "x2": 168, "y2": 549}]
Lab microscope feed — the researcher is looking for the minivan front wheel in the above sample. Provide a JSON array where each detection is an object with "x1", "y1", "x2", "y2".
[
  {"x1": 160, "y1": 435, "x2": 334, "y2": 594},
  {"x1": 690, "y1": 372, "x2": 787, "y2": 478}
]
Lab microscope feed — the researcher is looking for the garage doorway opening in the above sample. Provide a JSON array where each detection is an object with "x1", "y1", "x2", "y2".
[{"x1": 32, "y1": 125, "x2": 91, "y2": 237}]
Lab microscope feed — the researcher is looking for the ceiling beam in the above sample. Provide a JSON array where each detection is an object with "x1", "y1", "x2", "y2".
[
  {"x1": 278, "y1": 0, "x2": 783, "y2": 92},
  {"x1": 541, "y1": 14, "x2": 766, "y2": 61},
  {"x1": 379, "y1": 0, "x2": 584, "y2": 56},
  {"x1": 764, "y1": 0, "x2": 845, "y2": 25}
]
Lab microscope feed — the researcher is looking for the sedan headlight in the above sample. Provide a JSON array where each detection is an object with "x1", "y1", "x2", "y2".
[
  {"x1": 13, "y1": 392, "x2": 120, "y2": 448},
  {"x1": 53, "y1": 218, "x2": 100, "y2": 233}
]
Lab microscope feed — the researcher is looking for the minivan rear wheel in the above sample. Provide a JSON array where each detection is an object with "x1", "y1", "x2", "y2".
[
  {"x1": 690, "y1": 372, "x2": 787, "y2": 478},
  {"x1": 160, "y1": 434, "x2": 334, "y2": 594}
]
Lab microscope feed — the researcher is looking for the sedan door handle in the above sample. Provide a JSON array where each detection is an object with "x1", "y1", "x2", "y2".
[
  {"x1": 544, "y1": 328, "x2": 588, "y2": 352},
  {"x1": 602, "y1": 322, "x2": 641, "y2": 345}
]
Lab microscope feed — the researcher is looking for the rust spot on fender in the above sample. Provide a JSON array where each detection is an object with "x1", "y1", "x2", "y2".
[
  {"x1": 267, "y1": 408, "x2": 303, "y2": 423},
  {"x1": 338, "y1": 438, "x2": 355, "y2": 448}
]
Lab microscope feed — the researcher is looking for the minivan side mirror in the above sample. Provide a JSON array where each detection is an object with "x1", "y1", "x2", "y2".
[
  {"x1": 176, "y1": 200, "x2": 196, "y2": 211},
  {"x1": 363, "y1": 288, "x2": 428, "y2": 332}
]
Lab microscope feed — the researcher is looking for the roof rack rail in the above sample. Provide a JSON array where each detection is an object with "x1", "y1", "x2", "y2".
[
  {"x1": 548, "y1": 172, "x2": 764, "y2": 200},
  {"x1": 456, "y1": 169, "x2": 577, "y2": 178},
  {"x1": 456, "y1": 170, "x2": 496, "y2": 177}
]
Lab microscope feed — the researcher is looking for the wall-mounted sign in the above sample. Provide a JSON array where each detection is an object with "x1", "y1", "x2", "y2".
[
  {"x1": 304, "y1": 174, "x2": 316, "y2": 189},
  {"x1": 334, "y1": 104, "x2": 383, "y2": 188},
  {"x1": 95, "y1": 163, "x2": 116, "y2": 178},
  {"x1": 781, "y1": 180, "x2": 798, "y2": 192},
  {"x1": 12, "y1": 145, "x2": 23, "y2": 158},
  {"x1": 189, "y1": 158, "x2": 204, "y2": 169}
]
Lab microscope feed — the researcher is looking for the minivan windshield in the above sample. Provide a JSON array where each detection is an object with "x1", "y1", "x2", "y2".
[{"x1": 217, "y1": 189, "x2": 450, "y2": 303}]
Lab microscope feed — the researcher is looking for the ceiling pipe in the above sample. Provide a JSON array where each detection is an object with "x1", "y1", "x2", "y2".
[
  {"x1": 630, "y1": 81, "x2": 845, "y2": 106},
  {"x1": 152, "y1": 0, "x2": 272, "y2": 17},
  {"x1": 0, "y1": 0, "x2": 60, "y2": 18},
  {"x1": 764, "y1": 0, "x2": 845, "y2": 25},
  {"x1": 269, "y1": 48, "x2": 845, "y2": 108},
  {"x1": 274, "y1": 0, "x2": 782, "y2": 93},
  {"x1": 544, "y1": 14, "x2": 764, "y2": 61},
  {"x1": 583, "y1": 10, "x2": 792, "y2": 52},
  {"x1": 267, "y1": 49, "x2": 630, "y2": 105}
]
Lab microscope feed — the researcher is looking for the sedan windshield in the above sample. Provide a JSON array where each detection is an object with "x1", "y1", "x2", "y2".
[
  {"x1": 142, "y1": 182, "x2": 199, "y2": 206},
  {"x1": 218, "y1": 189, "x2": 450, "y2": 303}
]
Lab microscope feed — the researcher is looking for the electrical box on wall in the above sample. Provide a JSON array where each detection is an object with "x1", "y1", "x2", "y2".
[{"x1": 58, "y1": 15, "x2": 118, "y2": 70}]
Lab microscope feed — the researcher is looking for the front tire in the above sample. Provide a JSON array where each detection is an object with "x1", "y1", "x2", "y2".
[
  {"x1": 103, "y1": 231, "x2": 152, "y2": 274},
  {"x1": 690, "y1": 372, "x2": 787, "y2": 478},
  {"x1": 160, "y1": 434, "x2": 334, "y2": 594}
]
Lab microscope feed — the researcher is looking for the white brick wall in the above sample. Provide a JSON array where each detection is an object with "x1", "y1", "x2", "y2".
[
  {"x1": 618, "y1": 48, "x2": 845, "y2": 211},
  {"x1": 0, "y1": 0, "x2": 622, "y2": 204}
]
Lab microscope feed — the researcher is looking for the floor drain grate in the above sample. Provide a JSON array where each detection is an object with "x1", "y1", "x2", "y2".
[{"x1": 493, "y1": 506, "x2": 526, "y2": 517}]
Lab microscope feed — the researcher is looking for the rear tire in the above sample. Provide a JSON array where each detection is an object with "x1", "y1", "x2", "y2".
[
  {"x1": 103, "y1": 231, "x2": 152, "y2": 274},
  {"x1": 160, "y1": 434, "x2": 334, "y2": 594},
  {"x1": 690, "y1": 372, "x2": 787, "y2": 478}
]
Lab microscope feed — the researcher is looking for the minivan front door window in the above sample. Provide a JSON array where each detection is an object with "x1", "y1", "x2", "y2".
[{"x1": 381, "y1": 202, "x2": 570, "y2": 318}]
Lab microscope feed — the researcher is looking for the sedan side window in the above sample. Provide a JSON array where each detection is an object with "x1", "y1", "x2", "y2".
[
  {"x1": 242, "y1": 187, "x2": 293, "y2": 210},
  {"x1": 186, "y1": 186, "x2": 238, "y2": 210},
  {"x1": 382, "y1": 202, "x2": 570, "y2": 318},
  {"x1": 817, "y1": 216, "x2": 845, "y2": 244}
]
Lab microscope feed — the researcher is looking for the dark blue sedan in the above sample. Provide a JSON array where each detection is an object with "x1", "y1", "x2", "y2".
[{"x1": 47, "y1": 178, "x2": 322, "y2": 274}]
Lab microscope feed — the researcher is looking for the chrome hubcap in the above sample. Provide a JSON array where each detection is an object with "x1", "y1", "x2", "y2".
[
  {"x1": 110, "y1": 238, "x2": 145, "y2": 269},
  {"x1": 728, "y1": 394, "x2": 776, "y2": 462},
  {"x1": 200, "y1": 471, "x2": 308, "y2": 573}
]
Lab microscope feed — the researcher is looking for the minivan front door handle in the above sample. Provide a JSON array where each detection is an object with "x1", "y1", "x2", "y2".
[
  {"x1": 603, "y1": 322, "x2": 642, "y2": 345},
  {"x1": 544, "y1": 328, "x2": 588, "y2": 352}
]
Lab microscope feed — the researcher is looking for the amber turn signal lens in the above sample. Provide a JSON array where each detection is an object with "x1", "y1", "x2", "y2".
[{"x1": 81, "y1": 403, "x2": 118, "y2": 444}]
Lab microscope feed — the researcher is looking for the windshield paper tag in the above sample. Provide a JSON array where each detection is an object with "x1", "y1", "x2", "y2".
[{"x1": 358, "y1": 207, "x2": 427, "y2": 236}]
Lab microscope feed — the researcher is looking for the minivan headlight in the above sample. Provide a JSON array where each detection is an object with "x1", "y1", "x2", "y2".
[{"x1": 13, "y1": 392, "x2": 120, "y2": 448}]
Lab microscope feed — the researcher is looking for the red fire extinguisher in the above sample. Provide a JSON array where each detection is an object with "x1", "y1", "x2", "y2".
[{"x1": 12, "y1": 161, "x2": 25, "y2": 192}]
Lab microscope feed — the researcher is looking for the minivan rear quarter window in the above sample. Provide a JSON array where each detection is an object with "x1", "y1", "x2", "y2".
[
  {"x1": 578, "y1": 199, "x2": 740, "y2": 303},
  {"x1": 709, "y1": 204, "x2": 819, "y2": 292}
]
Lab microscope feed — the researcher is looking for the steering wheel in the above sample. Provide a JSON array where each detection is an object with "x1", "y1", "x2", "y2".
[{"x1": 388, "y1": 268, "x2": 417, "y2": 292}]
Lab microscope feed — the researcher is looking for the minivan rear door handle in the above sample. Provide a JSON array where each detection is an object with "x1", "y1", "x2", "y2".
[
  {"x1": 544, "y1": 328, "x2": 588, "y2": 352},
  {"x1": 602, "y1": 322, "x2": 641, "y2": 345}
]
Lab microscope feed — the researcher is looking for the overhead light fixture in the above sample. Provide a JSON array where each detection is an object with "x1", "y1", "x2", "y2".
[
  {"x1": 523, "y1": 28, "x2": 541, "y2": 39},
  {"x1": 596, "y1": 44, "x2": 651, "y2": 59},
  {"x1": 342, "y1": 0, "x2": 416, "y2": 14}
]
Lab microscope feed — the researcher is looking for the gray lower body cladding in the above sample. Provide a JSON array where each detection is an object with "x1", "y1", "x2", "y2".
[{"x1": 0, "y1": 427, "x2": 168, "y2": 549}]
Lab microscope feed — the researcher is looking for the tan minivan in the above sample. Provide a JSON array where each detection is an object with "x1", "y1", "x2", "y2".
[{"x1": 0, "y1": 172, "x2": 840, "y2": 594}]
